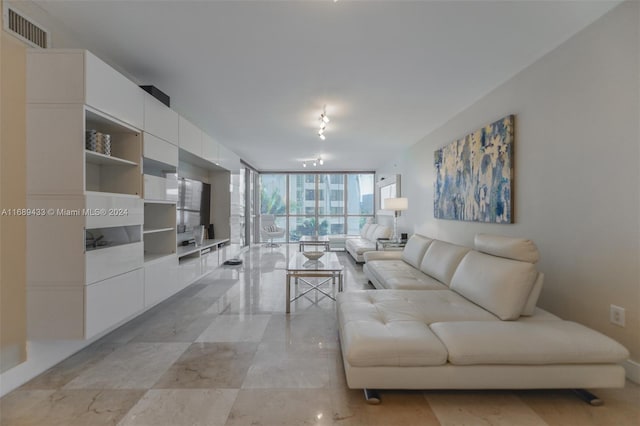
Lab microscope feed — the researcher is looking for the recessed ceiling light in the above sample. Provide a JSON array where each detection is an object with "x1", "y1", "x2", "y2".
[{"x1": 319, "y1": 134, "x2": 326, "y2": 140}]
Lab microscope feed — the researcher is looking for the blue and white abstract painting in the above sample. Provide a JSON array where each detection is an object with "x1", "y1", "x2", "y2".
[{"x1": 434, "y1": 115, "x2": 514, "y2": 223}]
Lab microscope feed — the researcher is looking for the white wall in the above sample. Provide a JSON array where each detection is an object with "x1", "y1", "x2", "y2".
[{"x1": 378, "y1": 1, "x2": 640, "y2": 376}]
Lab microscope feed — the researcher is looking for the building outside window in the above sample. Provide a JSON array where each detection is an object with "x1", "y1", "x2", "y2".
[{"x1": 259, "y1": 172, "x2": 374, "y2": 242}]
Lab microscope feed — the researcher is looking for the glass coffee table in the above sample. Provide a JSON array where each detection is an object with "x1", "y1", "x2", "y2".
[
  {"x1": 298, "y1": 235, "x2": 330, "y2": 252},
  {"x1": 285, "y1": 252, "x2": 344, "y2": 313}
]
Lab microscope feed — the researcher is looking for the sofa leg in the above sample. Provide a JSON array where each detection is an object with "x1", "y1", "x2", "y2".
[
  {"x1": 573, "y1": 389, "x2": 603, "y2": 406},
  {"x1": 363, "y1": 388, "x2": 381, "y2": 405}
]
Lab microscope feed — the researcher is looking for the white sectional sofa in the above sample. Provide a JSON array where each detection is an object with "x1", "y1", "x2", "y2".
[
  {"x1": 345, "y1": 223, "x2": 392, "y2": 263},
  {"x1": 337, "y1": 234, "x2": 629, "y2": 404}
]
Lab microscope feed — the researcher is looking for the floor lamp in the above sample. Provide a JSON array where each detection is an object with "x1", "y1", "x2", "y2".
[{"x1": 383, "y1": 197, "x2": 408, "y2": 242}]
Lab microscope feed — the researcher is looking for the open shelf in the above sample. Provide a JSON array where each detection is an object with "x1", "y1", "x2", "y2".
[{"x1": 86, "y1": 150, "x2": 138, "y2": 167}]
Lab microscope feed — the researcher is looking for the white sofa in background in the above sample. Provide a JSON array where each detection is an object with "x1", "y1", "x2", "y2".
[
  {"x1": 345, "y1": 223, "x2": 392, "y2": 263},
  {"x1": 337, "y1": 234, "x2": 629, "y2": 404}
]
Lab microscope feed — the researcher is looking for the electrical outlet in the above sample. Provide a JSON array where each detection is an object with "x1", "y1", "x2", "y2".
[{"x1": 610, "y1": 305, "x2": 625, "y2": 327}]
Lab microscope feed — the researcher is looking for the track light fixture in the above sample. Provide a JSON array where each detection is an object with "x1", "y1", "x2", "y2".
[
  {"x1": 301, "y1": 157, "x2": 325, "y2": 168},
  {"x1": 317, "y1": 107, "x2": 330, "y2": 140}
]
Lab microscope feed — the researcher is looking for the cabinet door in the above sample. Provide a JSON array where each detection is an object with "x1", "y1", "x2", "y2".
[
  {"x1": 27, "y1": 50, "x2": 85, "y2": 104},
  {"x1": 179, "y1": 116, "x2": 202, "y2": 157},
  {"x1": 144, "y1": 94, "x2": 179, "y2": 146},
  {"x1": 144, "y1": 256, "x2": 179, "y2": 307},
  {"x1": 144, "y1": 133, "x2": 179, "y2": 167},
  {"x1": 86, "y1": 242, "x2": 144, "y2": 285},
  {"x1": 144, "y1": 174, "x2": 179, "y2": 202},
  {"x1": 202, "y1": 132, "x2": 219, "y2": 165},
  {"x1": 85, "y1": 51, "x2": 144, "y2": 129},
  {"x1": 201, "y1": 250, "x2": 219, "y2": 275},
  {"x1": 178, "y1": 255, "x2": 202, "y2": 288},
  {"x1": 85, "y1": 268, "x2": 144, "y2": 338},
  {"x1": 85, "y1": 194, "x2": 144, "y2": 228}
]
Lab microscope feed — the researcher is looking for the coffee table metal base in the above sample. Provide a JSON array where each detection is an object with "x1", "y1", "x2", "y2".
[{"x1": 286, "y1": 271, "x2": 343, "y2": 313}]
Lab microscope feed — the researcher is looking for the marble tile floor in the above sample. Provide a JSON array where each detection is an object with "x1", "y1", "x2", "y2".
[{"x1": 1, "y1": 245, "x2": 638, "y2": 426}]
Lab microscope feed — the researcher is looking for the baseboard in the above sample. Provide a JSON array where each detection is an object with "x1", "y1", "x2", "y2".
[
  {"x1": 623, "y1": 358, "x2": 640, "y2": 384},
  {"x1": 0, "y1": 339, "x2": 91, "y2": 397}
]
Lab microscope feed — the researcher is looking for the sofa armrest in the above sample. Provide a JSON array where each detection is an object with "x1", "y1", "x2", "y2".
[{"x1": 364, "y1": 250, "x2": 403, "y2": 262}]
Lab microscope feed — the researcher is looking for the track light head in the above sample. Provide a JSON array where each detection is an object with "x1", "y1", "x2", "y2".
[{"x1": 319, "y1": 134, "x2": 325, "y2": 140}]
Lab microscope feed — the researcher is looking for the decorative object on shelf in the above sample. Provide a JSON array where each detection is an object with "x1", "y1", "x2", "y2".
[
  {"x1": 434, "y1": 115, "x2": 514, "y2": 223},
  {"x1": 383, "y1": 197, "x2": 408, "y2": 242},
  {"x1": 317, "y1": 106, "x2": 330, "y2": 140},
  {"x1": 85, "y1": 130, "x2": 111, "y2": 156},
  {"x1": 193, "y1": 225, "x2": 205, "y2": 246},
  {"x1": 302, "y1": 251, "x2": 325, "y2": 261},
  {"x1": 302, "y1": 157, "x2": 324, "y2": 168}
]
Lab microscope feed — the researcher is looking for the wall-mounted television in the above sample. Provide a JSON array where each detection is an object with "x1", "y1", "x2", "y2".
[{"x1": 177, "y1": 177, "x2": 210, "y2": 241}]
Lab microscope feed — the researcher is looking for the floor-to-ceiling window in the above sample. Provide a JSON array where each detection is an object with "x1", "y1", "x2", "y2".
[
  {"x1": 346, "y1": 173, "x2": 375, "y2": 235},
  {"x1": 258, "y1": 172, "x2": 374, "y2": 243},
  {"x1": 260, "y1": 173, "x2": 287, "y2": 243}
]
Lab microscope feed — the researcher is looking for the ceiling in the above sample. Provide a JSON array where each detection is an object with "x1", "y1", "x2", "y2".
[{"x1": 33, "y1": 0, "x2": 618, "y2": 171}]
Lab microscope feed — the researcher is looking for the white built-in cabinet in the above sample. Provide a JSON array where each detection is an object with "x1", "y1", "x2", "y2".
[
  {"x1": 141, "y1": 96, "x2": 181, "y2": 307},
  {"x1": 26, "y1": 49, "x2": 242, "y2": 341},
  {"x1": 27, "y1": 50, "x2": 145, "y2": 340}
]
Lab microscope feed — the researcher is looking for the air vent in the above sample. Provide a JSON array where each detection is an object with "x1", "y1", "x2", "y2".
[{"x1": 3, "y1": 5, "x2": 48, "y2": 48}]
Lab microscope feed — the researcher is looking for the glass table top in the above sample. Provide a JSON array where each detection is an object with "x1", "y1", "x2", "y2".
[{"x1": 287, "y1": 252, "x2": 343, "y2": 272}]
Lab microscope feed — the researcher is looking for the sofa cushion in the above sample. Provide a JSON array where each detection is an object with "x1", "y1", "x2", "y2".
[
  {"x1": 430, "y1": 321, "x2": 630, "y2": 365},
  {"x1": 360, "y1": 223, "x2": 371, "y2": 238},
  {"x1": 337, "y1": 290, "x2": 501, "y2": 367},
  {"x1": 401, "y1": 235, "x2": 433, "y2": 269},
  {"x1": 419, "y1": 240, "x2": 470, "y2": 286},
  {"x1": 340, "y1": 320, "x2": 448, "y2": 367},
  {"x1": 346, "y1": 238, "x2": 376, "y2": 255},
  {"x1": 365, "y1": 224, "x2": 379, "y2": 241},
  {"x1": 450, "y1": 251, "x2": 538, "y2": 320},
  {"x1": 475, "y1": 233, "x2": 540, "y2": 264},
  {"x1": 338, "y1": 290, "x2": 498, "y2": 325},
  {"x1": 366, "y1": 260, "x2": 447, "y2": 290},
  {"x1": 371, "y1": 225, "x2": 391, "y2": 241}
]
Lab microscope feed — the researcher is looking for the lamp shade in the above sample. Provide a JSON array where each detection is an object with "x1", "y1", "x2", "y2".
[{"x1": 383, "y1": 197, "x2": 408, "y2": 211}]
